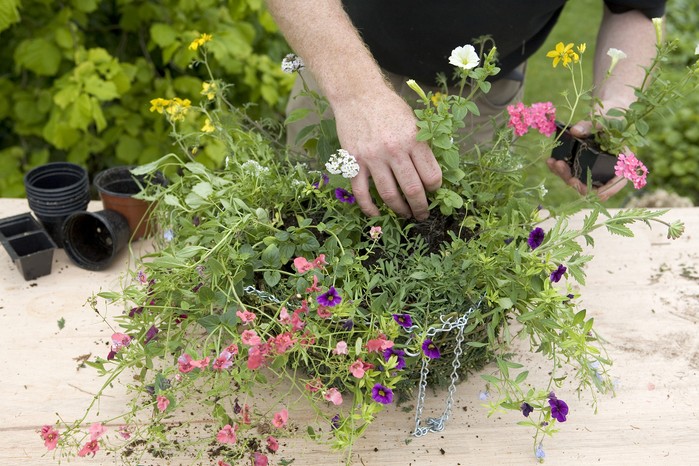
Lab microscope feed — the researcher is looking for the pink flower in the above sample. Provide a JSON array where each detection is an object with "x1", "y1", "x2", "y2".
[
  {"x1": 293, "y1": 257, "x2": 314, "y2": 274},
  {"x1": 305, "y1": 274, "x2": 322, "y2": 293},
  {"x1": 266, "y1": 435, "x2": 279, "y2": 453},
  {"x1": 254, "y1": 452, "x2": 269, "y2": 466},
  {"x1": 332, "y1": 341, "x2": 348, "y2": 355},
  {"x1": 40, "y1": 425, "x2": 60, "y2": 450},
  {"x1": 279, "y1": 306, "x2": 292, "y2": 324},
  {"x1": 89, "y1": 422, "x2": 107, "y2": 441},
  {"x1": 507, "y1": 101, "x2": 556, "y2": 137},
  {"x1": 349, "y1": 359, "x2": 375, "y2": 378},
  {"x1": 272, "y1": 408, "x2": 288, "y2": 428},
  {"x1": 191, "y1": 356, "x2": 210, "y2": 369},
  {"x1": 270, "y1": 332, "x2": 295, "y2": 354},
  {"x1": 178, "y1": 353, "x2": 195, "y2": 373},
  {"x1": 236, "y1": 309, "x2": 256, "y2": 324},
  {"x1": 291, "y1": 310, "x2": 305, "y2": 332},
  {"x1": 305, "y1": 378, "x2": 323, "y2": 393},
  {"x1": 213, "y1": 350, "x2": 234, "y2": 370},
  {"x1": 225, "y1": 343, "x2": 239, "y2": 356},
  {"x1": 324, "y1": 387, "x2": 343, "y2": 405},
  {"x1": 111, "y1": 332, "x2": 132, "y2": 351},
  {"x1": 369, "y1": 225, "x2": 383, "y2": 240},
  {"x1": 247, "y1": 346, "x2": 265, "y2": 370},
  {"x1": 366, "y1": 334, "x2": 394, "y2": 353},
  {"x1": 241, "y1": 330, "x2": 262, "y2": 346},
  {"x1": 614, "y1": 151, "x2": 648, "y2": 189},
  {"x1": 242, "y1": 403, "x2": 251, "y2": 424},
  {"x1": 507, "y1": 102, "x2": 532, "y2": 136},
  {"x1": 77, "y1": 439, "x2": 100, "y2": 457},
  {"x1": 117, "y1": 425, "x2": 131, "y2": 440},
  {"x1": 312, "y1": 254, "x2": 328, "y2": 269},
  {"x1": 156, "y1": 395, "x2": 170, "y2": 412},
  {"x1": 218, "y1": 461, "x2": 231, "y2": 466},
  {"x1": 216, "y1": 424, "x2": 238, "y2": 444},
  {"x1": 317, "y1": 305, "x2": 332, "y2": 319}
]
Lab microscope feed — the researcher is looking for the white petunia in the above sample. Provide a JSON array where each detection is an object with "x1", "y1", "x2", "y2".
[
  {"x1": 448, "y1": 44, "x2": 480, "y2": 70},
  {"x1": 606, "y1": 48, "x2": 627, "y2": 74}
]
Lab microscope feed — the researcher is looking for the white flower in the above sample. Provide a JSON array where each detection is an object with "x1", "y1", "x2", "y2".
[
  {"x1": 652, "y1": 17, "x2": 663, "y2": 45},
  {"x1": 325, "y1": 149, "x2": 359, "y2": 179},
  {"x1": 606, "y1": 48, "x2": 627, "y2": 74},
  {"x1": 240, "y1": 160, "x2": 270, "y2": 176},
  {"x1": 448, "y1": 44, "x2": 480, "y2": 70},
  {"x1": 281, "y1": 53, "x2": 305, "y2": 74}
]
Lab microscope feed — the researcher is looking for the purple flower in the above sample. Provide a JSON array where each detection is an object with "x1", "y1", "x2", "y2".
[
  {"x1": 535, "y1": 443, "x2": 545, "y2": 460},
  {"x1": 107, "y1": 350, "x2": 117, "y2": 361},
  {"x1": 392, "y1": 313, "x2": 413, "y2": 328},
  {"x1": 550, "y1": 264, "x2": 567, "y2": 283},
  {"x1": 317, "y1": 286, "x2": 342, "y2": 307},
  {"x1": 330, "y1": 414, "x2": 341, "y2": 430},
  {"x1": 312, "y1": 173, "x2": 330, "y2": 189},
  {"x1": 192, "y1": 282, "x2": 203, "y2": 292},
  {"x1": 144, "y1": 325, "x2": 159, "y2": 344},
  {"x1": 383, "y1": 347, "x2": 406, "y2": 370},
  {"x1": 334, "y1": 187, "x2": 355, "y2": 204},
  {"x1": 421, "y1": 339, "x2": 441, "y2": 359},
  {"x1": 192, "y1": 216, "x2": 200, "y2": 227},
  {"x1": 128, "y1": 306, "x2": 144, "y2": 318},
  {"x1": 371, "y1": 383, "x2": 394, "y2": 404},
  {"x1": 527, "y1": 227, "x2": 545, "y2": 249},
  {"x1": 548, "y1": 394, "x2": 569, "y2": 422},
  {"x1": 520, "y1": 402, "x2": 533, "y2": 417},
  {"x1": 341, "y1": 319, "x2": 354, "y2": 330}
]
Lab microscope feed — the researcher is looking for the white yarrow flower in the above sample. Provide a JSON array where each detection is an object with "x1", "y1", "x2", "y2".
[
  {"x1": 448, "y1": 44, "x2": 480, "y2": 70},
  {"x1": 240, "y1": 160, "x2": 270, "y2": 176},
  {"x1": 606, "y1": 48, "x2": 627, "y2": 74},
  {"x1": 281, "y1": 53, "x2": 305, "y2": 74},
  {"x1": 325, "y1": 149, "x2": 359, "y2": 179}
]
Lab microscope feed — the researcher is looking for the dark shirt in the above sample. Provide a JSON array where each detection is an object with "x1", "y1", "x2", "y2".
[{"x1": 341, "y1": 1, "x2": 666, "y2": 84}]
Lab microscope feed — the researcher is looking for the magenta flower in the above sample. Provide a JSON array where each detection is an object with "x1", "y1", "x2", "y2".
[
  {"x1": 334, "y1": 187, "x2": 355, "y2": 204},
  {"x1": 421, "y1": 339, "x2": 441, "y2": 359},
  {"x1": 371, "y1": 383, "x2": 394, "y2": 404},
  {"x1": 548, "y1": 393, "x2": 569, "y2": 422},
  {"x1": 317, "y1": 286, "x2": 342, "y2": 307},
  {"x1": 527, "y1": 227, "x2": 545, "y2": 249},
  {"x1": 254, "y1": 452, "x2": 269, "y2": 466},
  {"x1": 392, "y1": 313, "x2": 413, "y2": 328},
  {"x1": 614, "y1": 151, "x2": 648, "y2": 189},
  {"x1": 550, "y1": 264, "x2": 567, "y2": 282}
]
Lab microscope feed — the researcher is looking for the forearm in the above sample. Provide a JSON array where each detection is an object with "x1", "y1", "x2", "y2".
[
  {"x1": 265, "y1": 0, "x2": 391, "y2": 108},
  {"x1": 593, "y1": 6, "x2": 659, "y2": 109}
]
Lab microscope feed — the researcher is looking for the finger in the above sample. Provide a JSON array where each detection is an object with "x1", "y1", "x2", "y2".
[
  {"x1": 546, "y1": 157, "x2": 588, "y2": 195},
  {"x1": 596, "y1": 176, "x2": 627, "y2": 202},
  {"x1": 569, "y1": 120, "x2": 593, "y2": 138},
  {"x1": 393, "y1": 166, "x2": 430, "y2": 221},
  {"x1": 410, "y1": 143, "x2": 442, "y2": 192},
  {"x1": 350, "y1": 171, "x2": 382, "y2": 218}
]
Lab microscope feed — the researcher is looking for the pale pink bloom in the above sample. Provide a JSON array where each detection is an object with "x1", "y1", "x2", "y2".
[
  {"x1": 117, "y1": 425, "x2": 131, "y2": 440},
  {"x1": 191, "y1": 356, "x2": 210, "y2": 369},
  {"x1": 178, "y1": 353, "x2": 195, "y2": 373},
  {"x1": 305, "y1": 378, "x2": 323, "y2": 393},
  {"x1": 89, "y1": 422, "x2": 107, "y2": 441},
  {"x1": 77, "y1": 439, "x2": 100, "y2": 457},
  {"x1": 213, "y1": 350, "x2": 234, "y2": 370},
  {"x1": 241, "y1": 329, "x2": 262, "y2": 346},
  {"x1": 156, "y1": 395, "x2": 170, "y2": 412},
  {"x1": 111, "y1": 332, "x2": 132, "y2": 351},
  {"x1": 40, "y1": 425, "x2": 60, "y2": 450},
  {"x1": 247, "y1": 346, "x2": 265, "y2": 370},
  {"x1": 369, "y1": 225, "x2": 383, "y2": 240},
  {"x1": 279, "y1": 306, "x2": 292, "y2": 324},
  {"x1": 291, "y1": 310, "x2": 305, "y2": 332},
  {"x1": 266, "y1": 435, "x2": 280, "y2": 453},
  {"x1": 349, "y1": 359, "x2": 375, "y2": 378},
  {"x1": 216, "y1": 424, "x2": 238, "y2": 444},
  {"x1": 225, "y1": 343, "x2": 239, "y2": 356},
  {"x1": 270, "y1": 332, "x2": 295, "y2": 354},
  {"x1": 332, "y1": 341, "x2": 348, "y2": 355},
  {"x1": 272, "y1": 408, "x2": 289, "y2": 428},
  {"x1": 366, "y1": 334, "x2": 394, "y2": 353},
  {"x1": 293, "y1": 257, "x2": 313, "y2": 274},
  {"x1": 614, "y1": 151, "x2": 648, "y2": 189},
  {"x1": 312, "y1": 254, "x2": 328, "y2": 268},
  {"x1": 254, "y1": 452, "x2": 269, "y2": 466},
  {"x1": 305, "y1": 274, "x2": 322, "y2": 293},
  {"x1": 324, "y1": 387, "x2": 343, "y2": 405},
  {"x1": 236, "y1": 309, "x2": 256, "y2": 324},
  {"x1": 317, "y1": 305, "x2": 332, "y2": 319}
]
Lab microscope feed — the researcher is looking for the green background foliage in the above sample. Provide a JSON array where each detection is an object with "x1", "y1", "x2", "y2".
[{"x1": 0, "y1": 0, "x2": 292, "y2": 197}]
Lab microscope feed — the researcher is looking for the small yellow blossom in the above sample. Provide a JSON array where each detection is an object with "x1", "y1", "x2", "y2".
[
  {"x1": 149, "y1": 98, "x2": 170, "y2": 114},
  {"x1": 577, "y1": 43, "x2": 587, "y2": 54},
  {"x1": 201, "y1": 81, "x2": 217, "y2": 100},
  {"x1": 201, "y1": 118, "x2": 215, "y2": 133},
  {"x1": 430, "y1": 92, "x2": 445, "y2": 107},
  {"x1": 546, "y1": 42, "x2": 579, "y2": 68},
  {"x1": 189, "y1": 33, "x2": 213, "y2": 51},
  {"x1": 165, "y1": 97, "x2": 192, "y2": 122}
]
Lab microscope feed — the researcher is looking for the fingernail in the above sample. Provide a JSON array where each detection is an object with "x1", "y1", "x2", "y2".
[{"x1": 572, "y1": 124, "x2": 585, "y2": 134}]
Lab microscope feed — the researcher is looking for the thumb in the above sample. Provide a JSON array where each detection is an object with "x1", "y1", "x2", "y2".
[{"x1": 569, "y1": 120, "x2": 593, "y2": 138}]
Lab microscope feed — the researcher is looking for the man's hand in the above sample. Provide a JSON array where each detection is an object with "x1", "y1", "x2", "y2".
[{"x1": 335, "y1": 90, "x2": 442, "y2": 220}]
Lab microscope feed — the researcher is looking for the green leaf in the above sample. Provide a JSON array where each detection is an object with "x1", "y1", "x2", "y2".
[
  {"x1": 605, "y1": 223, "x2": 634, "y2": 237},
  {"x1": 14, "y1": 38, "x2": 61, "y2": 76},
  {"x1": 514, "y1": 370, "x2": 529, "y2": 384},
  {"x1": 197, "y1": 314, "x2": 221, "y2": 333},
  {"x1": 284, "y1": 107, "x2": 311, "y2": 125},
  {"x1": 84, "y1": 75, "x2": 120, "y2": 100},
  {"x1": 264, "y1": 270, "x2": 281, "y2": 287},
  {"x1": 192, "y1": 181, "x2": 213, "y2": 199},
  {"x1": 150, "y1": 23, "x2": 178, "y2": 48},
  {"x1": 0, "y1": 0, "x2": 21, "y2": 33},
  {"x1": 57, "y1": 317, "x2": 65, "y2": 330}
]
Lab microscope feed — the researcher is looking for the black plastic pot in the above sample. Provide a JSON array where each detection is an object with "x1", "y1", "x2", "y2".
[
  {"x1": 0, "y1": 213, "x2": 57, "y2": 280},
  {"x1": 62, "y1": 210, "x2": 130, "y2": 271},
  {"x1": 551, "y1": 121, "x2": 617, "y2": 187}
]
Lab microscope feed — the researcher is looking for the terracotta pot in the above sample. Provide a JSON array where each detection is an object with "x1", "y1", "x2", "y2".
[
  {"x1": 551, "y1": 122, "x2": 616, "y2": 187},
  {"x1": 92, "y1": 166, "x2": 166, "y2": 240}
]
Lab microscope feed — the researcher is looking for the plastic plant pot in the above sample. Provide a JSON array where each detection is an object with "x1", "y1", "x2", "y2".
[
  {"x1": 2, "y1": 231, "x2": 57, "y2": 280},
  {"x1": 0, "y1": 213, "x2": 43, "y2": 243},
  {"x1": 62, "y1": 210, "x2": 130, "y2": 271},
  {"x1": 34, "y1": 213, "x2": 72, "y2": 249},
  {"x1": 550, "y1": 121, "x2": 617, "y2": 187},
  {"x1": 93, "y1": 166, "x2": 166, "y2": 240}
]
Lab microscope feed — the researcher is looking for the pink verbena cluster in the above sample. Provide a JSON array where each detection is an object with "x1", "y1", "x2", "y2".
[
  {"x1": 614, "y1": 151, "x2": 648, "y2": 189},
  {"x1": 507, "y1": 101, "x2": 557, "y2": 137}
]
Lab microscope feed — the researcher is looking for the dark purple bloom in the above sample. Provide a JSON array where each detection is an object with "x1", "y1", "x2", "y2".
[
  {"x1": 421, "y1": 339, "x2": 441, "y2": 359},
  {"x1": 174, "y1": 313, "x2": 188, "y2": 324},
  {"x1": 504, "y1": 237, "x2": 514, "y2": 245},
  {"x1": 128, "y1": 306, "x2": 144, "y2": 318},
  {"x1": 192, "y1": 282, "x2": 203, "y2": 293},
  {"x1": 330, "y1": 414, "x2": 341, "y2": 430},
  {"x1": 550, "y1": 264, "x2": 567, "y2": 283},
  {"x1": 548, "y1": 395, "x2": 569, "y2": 422},
  {"x1": 233, "y1": 398, "x2": 242, "y2": 414},
  {"x1": 341, "y1": 319, "x2": 354, "y2": 330},
  {"x1": 392, "y1": 313, "x2": 413, "y2": 328},
  {"x1": 317, "y1": 286, "x2": 342, "y2": 307},
  {"x1": 566, "y1": 293, "x2": 575, "y2": 300},
  {"x1": 334, "y1": 187, "x2": 355, "y2": 204},
  {"x1": 192, "y1": 216, "x2": 200, "y2": 227},
  {"x1": 107, "y1": 350, "x2": 117, "y2": 361},
  {"x1": 144, "y1": 325, "x2": 159, "y2": 344},
  {"x1": 383, "y1": 347, "x2": 406, "y2": 370},
  {"x1": 312, "y1": 173, "x2": 330, "y2": 189},
  {"x1": 527, "y1": 227, "x2": 545, "y2": 249},
  {"x1": 520, "y1": 402, "x2": 534, "y2": 417},
  {"x1": 371, "y1": 383, "x2": 394, "y2": 404}
]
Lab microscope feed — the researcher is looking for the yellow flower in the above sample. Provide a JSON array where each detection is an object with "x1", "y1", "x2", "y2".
[
  {"x1": 577, "y1": 43, "x2": 587, "y2": 54},
  {"x1": 201, "y1": 118, "x2": 215, "y2": 133},
  {"x1": 189, "y1": 33, "x2": 213, "y2": 51},
  {"x1": 165, "y1": 97, "x2": 192, "y2": 121},
  {"x1": 546, "y1": 42, "x2": 579, "y2": 68},
  {"x1": 201, "y1": 81, "x2": 217, "y2": 100},
  {"x1": 430, "y1": 92, "x2": 444, "y2": 106},
  {"x1": 149, "y1": 98, "x2": 170, "y2": 113}
]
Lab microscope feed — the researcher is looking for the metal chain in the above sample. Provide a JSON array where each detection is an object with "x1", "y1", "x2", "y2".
[
  {"x1": 413, "y1": 298, "x2": 481, "y2": 437},
  {"x1": 243, "y1": 285, "x2": 282, "y2": 304}
]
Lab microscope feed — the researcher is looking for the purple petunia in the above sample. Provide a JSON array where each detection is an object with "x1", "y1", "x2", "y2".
[
  {"x1": 548, "y1": 393, "x2": 569, "y2": 422},
  {"x1": 341, "y1": 319, "x2": 354, "y2": 330},
  {"x1": 144, "y1": 325, "x2": 159, "y2": 344},
  {"x1": 317, "y1": 286, "x2": 342, "y2": 307},
  {"x1": 527, "y1": 227, "x2": 545, "y2": 249},
  {"x1": 550, "y1": 264, "x2": 567, "y2": 283},
  {"x1": 392, "y1": 313, "x2": 413, "y2": 328},
  {"x1": 335, "y1": 187, "x2": 355, "y2": 204},
  {"x1": 312, "y1": 173, "x2": 330, "y2": 189},
  {"x1": 371, "y1": 383, "x2": 394, "y2": 404},
  {"x1": 421, "y1": 339, "x2": 441, "y2": 359},
  {"x1": 383, "y1": 347, "x2": 406, "y2": 370},
  {"x1": 330, "y1": 414, "x2": 341, "y2": 430},
  {"x1": 521, "y1": 402, "x2": 534, "y2": 417}
]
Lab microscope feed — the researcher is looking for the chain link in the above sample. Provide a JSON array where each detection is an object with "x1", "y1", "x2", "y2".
[{"x1": 243, "y1": 285, "x2": 282, "y2": 304}]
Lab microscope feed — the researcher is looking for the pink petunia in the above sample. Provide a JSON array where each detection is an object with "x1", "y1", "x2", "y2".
[
  {"x1": 291, "y1": 310, "x2": 306, "y2": 332},
  {"x1": 178, "y1": 353, "x2": 195, "y2": 373},
  {"x1": 89, "y1": 422, "x2": 107, "y2": 441},
  {"x1": 111, "y1": 332, "x2": 132, "y2": 351},
  {"x1": 332, "y1": 341, "x2": 348, "y2": 355},
  {"x1": 254, "y1": 452, "x2": 269, "y2": 466},
  {"x1": 270, "y1": 332, "x2": 295, "y2": 354},
  {"x1": 216, "y1": 424, "x2": 238, "y2": 444},
  {"x1": 324, "y1": 387, "x2": 343, "y2": 406},
  {"x1": 213, "y1": 350, "x2": 234, "y2": 370},
  {"x1": 236, "y1": 309, "x2": 256, "y2": 324},
  {"x1": 293, "y1": 257, "x2": 314, "y2": 274},
  {"x1": 266, "y1": 435, "x2": 279, "y2": 453},
  {"x1": 225, "y1": 343, "x2": 239, "y2": 356},
  {"x1": 272, "y1": 408, "x2": 288, "y2": 428},
  {"x1": 77, "y1": 439, "x2": 100, "y2": 457},
  {"x1": 117, "y1": 425, "x2": 131, "y2": 440},
  {"x1": 349, "y1": 359, "x2": 375, "y2": 378},
  {"x1": 316, "y1": 305, "x2": 332, "y2": 319},
  {"x1": 156, "y1": 395, "x2": 170, "y2": 412},
  {"x1": 241, "y1": 330, "x2": 262, "y2": 346}
]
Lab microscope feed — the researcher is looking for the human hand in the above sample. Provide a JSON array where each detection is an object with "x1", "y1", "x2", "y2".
[{"x1": 334, "y1": 89, "x2": 442, "y2": 220}]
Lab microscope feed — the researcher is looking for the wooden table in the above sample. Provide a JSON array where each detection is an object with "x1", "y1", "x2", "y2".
[{"x1": 2, "y1": 198, "x2": 698, "y2": 465}]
